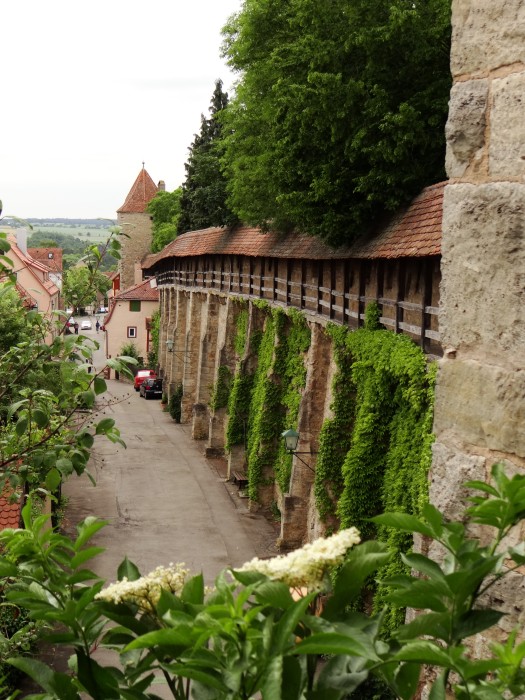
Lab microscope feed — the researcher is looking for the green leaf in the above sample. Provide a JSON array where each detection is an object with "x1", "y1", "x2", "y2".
[
  {"x1": 45, "y1": 467, "x2": 62, "y2": 491},
  {"x1": 93, "y1": 376, "x2": 107, "y2": 395},
  {"x1": 393, "y1": 641, "x2": 452, "y2": 667},
  {"x1": 400, "y1": 553, "x2": 447, "y2": 582},
  {"x1": 7, "y1": 656, "x2": 80, "y2": 699},
  {"x1": 453, "y1": 610, "x2": 504, "y2": 641},
  {"x1": 262, "y1": 655, "x2": 283, "y2": 699},
  {"x1": 428, "y1": 671, "x2": 446, "y2": 700},
  {"x1": 32, "y1": 408, "x2": 49, "y2": 428},
  {"x1": 75, "y1": 516, "x2": 107, "y2": 550},
  {"x1": 273, "y1": 592, "x2": 317, "y2": 654},
  {"x1": 325, "y1": 540, "x2": 390, "y2": 618},
  {"x1": 15, "y1": 416, "x2": 28, "y2": 436},
  {"x1": 117, "y1": 556, "x2": 141, "y2": 581},
  {"x1": 70, "y1": 546, "x2": 105, "y2": 569},
  {"x1": 181, "y1": 573, "x2": 204, "y2": 604},
  {"x1": 56, "y1": 457, "x2": 74, "y2": 477},
  {"x1": 255, "y1": 579, "x2": 294, "y2": 609},
  {"x1": 372, "y1": 512, "x2": 434, "y2": 537},
  {"x1": 294, "y1": 632, "x2": 372, "y2": 658},
  {"x1": 395, "y1": 662, "x2": 421, "y2": 700},
  {"x1": 395, "y1": 612, "x2": 451, "y2": 642},
  {"x1": 125, "y1": 626, "x2": 195, "y2": 650},
  {"x1": 79, "y1": 391, "x2": 95, "y2": 408},
  {"x1": 96, "y1": 417, "x2": 116, "y2": 434}
]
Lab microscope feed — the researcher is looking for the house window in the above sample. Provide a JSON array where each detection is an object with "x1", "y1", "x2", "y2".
[
  {"x1": 127, "y1": 327, "x2": 137, "y2": 338},
  {"x1": 130, "y1": 300, "x2": 141, "y2": 312},
  {"x1": 48, "y1": 252, "x2": 54, "y2": 259}
]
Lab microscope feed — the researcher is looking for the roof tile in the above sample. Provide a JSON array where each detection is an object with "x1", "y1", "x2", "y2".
[
  {"x1": 117, "y1": 168, "x2": 159, "y2": 214},
  {"x1": 143, "y1": 182, "x2": 444, "y2": 269}
]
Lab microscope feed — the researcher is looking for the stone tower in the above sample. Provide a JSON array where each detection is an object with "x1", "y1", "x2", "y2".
[{"x1": 117, "y1": 166, "x2": 159, "y2": 291}]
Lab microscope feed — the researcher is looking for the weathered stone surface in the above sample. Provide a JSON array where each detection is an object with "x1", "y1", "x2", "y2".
[
  {"x1": 445, "y1": 79, "x2": 488, "y2": 177},
  {"x1": 451, "y1": 0, "x2": 525, "y2": 76},
  {"x1": 433, "y1": 360, "x2": 525, "y2": 456},
  {"x1": 429, "y1": 442, "x2": 487, "y2": 521},
  {"x1": 489, "y1": 72, "x2": 525, "y2": 178},
  {"x1": 440, "y1": 183, "x2": 525, "y2": 358}
]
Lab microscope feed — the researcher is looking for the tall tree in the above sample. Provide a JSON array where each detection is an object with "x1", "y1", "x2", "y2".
[
  {"x1": 148, "y1": 188, "x2": 182, "y2": 252},
  {"x1": 220, "y1": 0, "x2": 451, "y2": 246},
  {"x1": 177, "y1": 80, "x2": 237, "y2": 234}
]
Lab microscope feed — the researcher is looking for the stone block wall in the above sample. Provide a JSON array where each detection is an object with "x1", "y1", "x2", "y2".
[
  {"x1": 117, "y1": 211, "x2": 153, "y2": 291},
  {"x1": 431, "y1": 0, "x2": 525, "y2": 637}
]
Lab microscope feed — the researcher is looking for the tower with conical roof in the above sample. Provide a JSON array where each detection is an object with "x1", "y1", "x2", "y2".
[{"x1": 117, "y1": 165, "x2": 160, "y2": 291}]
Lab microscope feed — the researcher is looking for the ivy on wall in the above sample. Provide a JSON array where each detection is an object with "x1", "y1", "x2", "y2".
[
  {"x1": 225, "y1": 304, "x2": 260, "y2": 450},
  {"x1": 148, "y1": 309, "x2": 160, "y2": 369},
  {"x1": 312, "y1": 305, "x2": 436, "y2": 635},
  {"x1": 314, "y1": 325, "x2": 355, "y2": 523},
  {"x1": 225, "y1": 302, "x2": 311, "y2": 501},
  {"x1": 210, "y1": 366, "x2": 232, "y2": 412}
]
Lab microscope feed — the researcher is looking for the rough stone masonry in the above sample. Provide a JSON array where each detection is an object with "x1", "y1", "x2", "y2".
[{"x1": 431, "y1": 0, "x2": 525, "y2": 643}]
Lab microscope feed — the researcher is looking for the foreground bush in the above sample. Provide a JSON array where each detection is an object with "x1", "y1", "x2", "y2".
[{"x1": 1, "y1": 464, "x2": 524, "y2": 699}]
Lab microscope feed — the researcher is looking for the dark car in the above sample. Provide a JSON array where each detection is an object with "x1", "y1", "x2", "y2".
[{"x1": 139, "y1": 378, "x2": 163, "y2": 400}]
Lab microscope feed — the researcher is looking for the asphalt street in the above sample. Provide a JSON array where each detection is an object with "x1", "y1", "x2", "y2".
[{"x1": 63, "y1": 321, "x2": 279, "y2": 586}]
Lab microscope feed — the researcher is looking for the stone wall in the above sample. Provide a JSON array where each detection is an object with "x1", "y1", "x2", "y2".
[
  {"x1": 431, "y1": 0, "x2": 525, "y2": 637},
  {"x1": 117, "y1": 211, "x2": 153, "y2": 291}
]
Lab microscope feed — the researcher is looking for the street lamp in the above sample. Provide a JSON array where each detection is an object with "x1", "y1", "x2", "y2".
[
  {"x1": 281, "y1": 428, "x2": 317, "y2": 473},
  {"x1": 282, "y1": 428, "x2": 300, "y2": 453},
  {"x1": 166, "y1": 338, "x2": 174, "y2": 352}
]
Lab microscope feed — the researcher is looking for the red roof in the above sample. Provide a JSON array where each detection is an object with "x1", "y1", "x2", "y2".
[
  {"x1": 0, "y1": 492, "x2": 22, "y2": 530},
  {"x1": 142, "y1": 182, "x2": 444, "y2": 269},
  {"x1": 115, "y1": 279, "x2": 159, "y2": 302},
  {"x1": 27, "y1": 247, "x2": 63, "y2": 273},
  {"x1": 117, "y1": 167, "x2": 159, "y2": 214}
]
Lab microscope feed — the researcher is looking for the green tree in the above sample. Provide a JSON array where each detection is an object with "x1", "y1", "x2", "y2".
[
  {"x1": 0, "y1": 285, "x2": 31, "y2": 354},
  {"x1": 221, "y1": 0, "x2": 451, "y2": 245},
  {"x1": 63, "y1": 266, "x2": 111, "y2": 311},
  {"x1": 148, "y1": 188, "x2": 182, "y2": 252},
  {"x1": 177, "y1": 79, "x2": 238, "y2": 234}
]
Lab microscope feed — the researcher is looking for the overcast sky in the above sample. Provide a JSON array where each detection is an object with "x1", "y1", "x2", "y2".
[{"x1": 1, "y1": 0, "x2": 242, "y2": 220}]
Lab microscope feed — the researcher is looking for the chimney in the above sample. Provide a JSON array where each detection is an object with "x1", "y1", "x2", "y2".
[
  {"x1": 17, "y1": 228, "x2": 28, "y2": 255},
  {"x1": 134, "y1": 260, "x2": 143, "y2": 285},
  {"x1": 157, "y1": 180, "x2": 166, "y2": 192}
]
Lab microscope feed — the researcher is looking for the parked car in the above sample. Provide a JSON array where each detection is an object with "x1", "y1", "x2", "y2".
[
  {"x1": 134, "y1": 369, "x2": 156, "y2": 391},
  {"x1": 80, "y1": 319, "x2": 92, "y2": 330},
  {"x1": 139, "y1": 378, "x2": 163, "y2": 400}
]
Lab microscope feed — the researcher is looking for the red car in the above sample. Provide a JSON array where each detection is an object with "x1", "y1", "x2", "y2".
[{"x1": 134, "y1": 369, "x2": 156, "y2": 391}]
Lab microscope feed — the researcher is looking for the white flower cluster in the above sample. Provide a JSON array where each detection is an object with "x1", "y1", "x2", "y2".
[
  {"x1": 95, "y1": 563, "x2": 190, "y2": 613},
  {"x1": 236, "y1": 527, "x2": 361, "y2": 591}
]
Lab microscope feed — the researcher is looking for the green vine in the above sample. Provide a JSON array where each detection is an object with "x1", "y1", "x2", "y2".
[
  {"x1": 210, "y1": 366, "x2": 232, "y2": 412},
  {"x1": 225, "y1": 304, "x2": 311, "y2": 502},
  {"x1": 147, "y1": 309, "x2": 160, "y2": 368},
  {"x1": 234, "y1": 305, "x2": 249, "y2": 357},
  {"x1": 168, "y1": 383, "x2": 183, "y2": 423},
  {"x1": 315, "y1": 318, "x2": 436, "y2": 637},
  {"x1": 314, "y1": 326, "x2": 355, "y2": 522}
]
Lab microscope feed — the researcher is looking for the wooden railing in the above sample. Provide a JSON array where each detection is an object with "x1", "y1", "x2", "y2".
[{"x1": 154, "y1": 261, "x2": 441, "y2": 355}]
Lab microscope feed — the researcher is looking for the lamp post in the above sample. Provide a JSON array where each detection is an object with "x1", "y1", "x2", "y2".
[
  {"x1": 166, "y1": 338, "x2": 174, "y2": 353},
  {"x1": 281, "y1": 428, "x2": 317, "y2": 473}
]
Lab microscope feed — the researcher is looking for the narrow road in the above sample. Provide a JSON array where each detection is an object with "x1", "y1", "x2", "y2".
[
  {"x1": 62, "y1": 372, "x2": 278, "y2": 587},
  {"x1": 20, "y1": 325, "x2": 279, "y2": 697}
]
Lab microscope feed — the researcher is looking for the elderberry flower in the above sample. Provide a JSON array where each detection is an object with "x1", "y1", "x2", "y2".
[
  {"x1": 236, "y1": 527, "x2": 360, "y2": 591},
  {"x1": 95, "y1": 563, "x2": 190, "y2": 613}
]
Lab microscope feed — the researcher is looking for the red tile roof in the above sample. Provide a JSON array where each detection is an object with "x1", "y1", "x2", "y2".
[
  {"x1": 142, "y1": 182, "x2": 444, "y2": 270},
  {"x1": 0, "y1": 491, "x2": 22, "y2": 530},
  {"x1": 114, "y1": 279, "x2": 159, "y2": 302},
  {"x1": 27, "y1": 247, "x2": 63, "y2": 273},
  {"x1": 117, "y1": 167, "x2": 159, "y2": 214}
]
